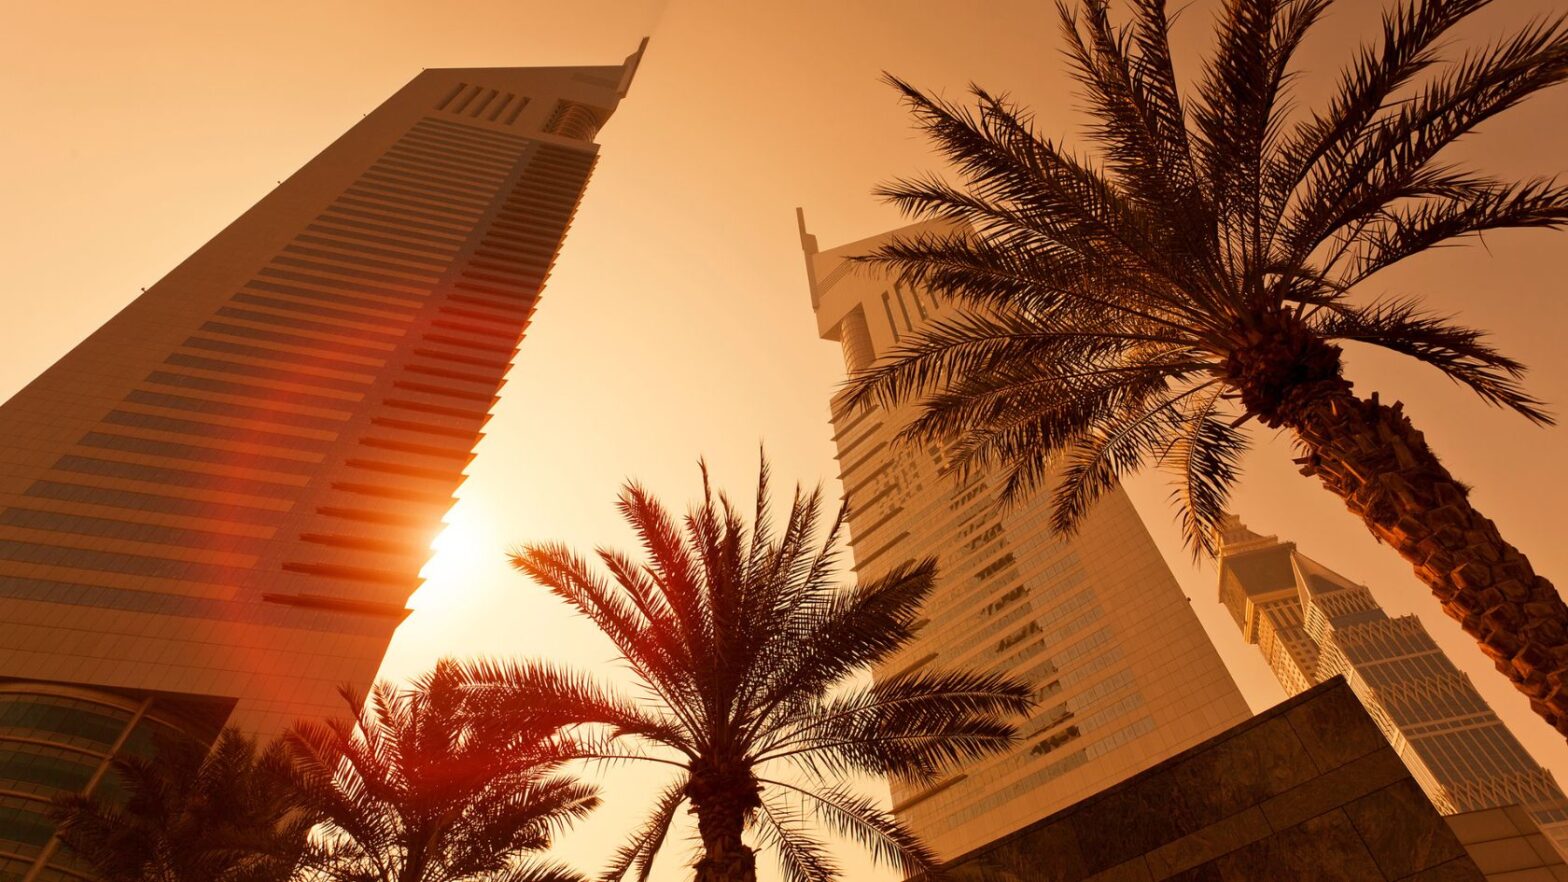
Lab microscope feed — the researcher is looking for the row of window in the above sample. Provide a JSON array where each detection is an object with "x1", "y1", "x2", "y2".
[
  {"x1": 54, "y1": 454, "x2": 298, "y2": 500},
  {"x1": 80, "y1": 431, "x2": 319, "y2": 477},
  {"x1": 0, "y1": 793, "x2": 54, "y2": 853},
  {"x1": 26, "y1": 478, "x2": 282, "y2": 525},
  {"x1": 359, "y1": 166, "x2": 495, "y2": 209},
  {"x1": 254, "y1": 263, "x2": 427, "y2": 306},
  {"x1": 307, "y1": 204, "x2": 464, "y2": 250},
  {"x1": 324, "y1": 183, "x2": 474, "y2": 232},
  {"x1": 0, "y1": 537, "x2": 259, "y2": 588},
  {"x1": 414, "y1": 115, "x2": 532, "y2": 157},
  {"x1": 0, "y1": 508, "x2": 263, "y2": 555},
  {"x1": 166, "y1": 348, "x2": 367, "y2": 394},
  {"x1": 232, "y1": 289, "x2": 413, "y2": 332},
  {"x1": 0, "y1": 741, "x2": 100, "y2": 798},
  {"x1": 347, "y1": 153, "x2": 495, "y2": 208},
  {"x1": 199, "y1": 319, "x2": 390, "y2": 362},
  {"x1": 181, "y1": 334, "x2": 379, "y2": 382},
  {"x1": 127, "y1": 387, "x2": 346, "y2": 431},
  {"x1": 396, "y1": 130, "x2": 517, "y2": 175},
  {"x1": 0, "y1": 695, "x2": 130, "y2": 752},
  {"x1": 142, "y1": 370, "x2": 356, "y2": 417},
  {"x1": 928, "y1": 577, "x2": 1091, "y2": 665},
  {"x1": 925, "y1": 557, "x2": 1085, "y2": 636},
  {"x1": 411, "y1": 114, "x2": 529, "y2": 151},
  {"x1": 878, "y1": 281, "x2": 938, "y2": 341},
  {"x1": 279, "y1": 241, "x2": 443, "y2": 285},
  {"x1": 990, "y1": 603, "x2": 1107, "y2": 678},
  {"x1": 348, "y1": 179, "x2": 488, "y2": 220},
  {"x1": 379, "y1": 147, "x2": 508, "y2": 192},
  {"x1": 0, "y1": 574, "x2": 392, "y2": 635}
]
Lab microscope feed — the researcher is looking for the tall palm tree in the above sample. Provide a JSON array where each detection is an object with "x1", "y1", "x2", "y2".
[
  {"x1": 847, "y1": 0, "x2": 1568, "y2": 737},
  {"x1": 50, "y1": 727, "x2": 310, "y2": 882},
  {"x1": 458, "y1": 458, "x2": 1034, "y2": 882},
  {"x1": 284, "y1": 661, "x2": 597, "y2": 882}
]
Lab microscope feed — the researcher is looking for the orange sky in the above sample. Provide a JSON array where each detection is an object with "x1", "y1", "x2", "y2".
[{"x1": 4, "y1": 1, "x2": 1568, "y2": 879}]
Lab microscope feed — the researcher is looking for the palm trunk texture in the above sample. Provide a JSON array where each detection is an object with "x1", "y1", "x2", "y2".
[
  {"x1": 1288, "y1": 389, "x2": 1568, "y2": 738},
  {"x1": 686, "y1": 761, "x2": 761, "y2": 882},
  {"x1": 693, "y1": 805, "x2": 756, "y2": 882}
]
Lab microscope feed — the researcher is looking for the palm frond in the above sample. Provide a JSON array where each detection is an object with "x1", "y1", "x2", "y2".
[
  {"x1": 742, "y1": 558, "x2": 939, "y2": 747},
  {"x1": 758, "y1": 779, "x2": 938, "y2": 878},
  {"x1": 862, "y1": 0, "x2": 1562, "y2": 561},
  {"x1": 599, "y1": 776, "x2": 688, "y2": 882},
  {"x1": 753, "y1": 797, "x2": 840, "y2": 882},
  {"x1": 758, "y1": 669, "x2": 1033, "y2": 781},
  {"x1": 1336, "y1": 176, "x2": 1568, "y2": 288},
  {"x1": 1159, "y1": 387, "x2": 1248, "y2": 557},
  {"x1": 455, "y1": 657, "x2": 689, "y2": 751},
  {"x1": 495, "y1": 459, "x2": 1023, "y2": 881},
  {"x1": 52, "y1": 728, "x2": 310, "y2": 882},
  {"x1": 1315, "y1": 299, "x2": 1552, "y2": 422},
  {"x1": 1268, "y1": 0, "x2": 1496, "y2": 219},
  {"x1": 1059, "y1": 0, "x2": 1216, "y2": 274},
  {"x1": 1051, "y1": 379, "x2": 1224, "y2": 535},
  {"x1": 285, "y1": 669, "x2": 599, "y2": 882},
  {"x1": 492, "y1": 860, "x2": 594, "y2": 882},
  {"x1": 880, "y1": 75, "x2": 1219, "y2": 310},
  {"x1": 1284, "y1": 13, "x2": 1568, "y2": 262}
]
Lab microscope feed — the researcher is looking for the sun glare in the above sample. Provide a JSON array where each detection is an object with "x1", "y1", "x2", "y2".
[{"x1": 417, "y1": 501, "x2": 497, "y2": 594}]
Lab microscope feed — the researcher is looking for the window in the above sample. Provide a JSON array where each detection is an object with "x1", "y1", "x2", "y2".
[{"x1": 880, "y1": 292, "x2": 901, "y2": 341}]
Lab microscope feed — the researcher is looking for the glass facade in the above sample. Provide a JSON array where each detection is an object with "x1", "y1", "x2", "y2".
[{"x1": 0, "y1": 682, "x2": 222, "y2": 880}]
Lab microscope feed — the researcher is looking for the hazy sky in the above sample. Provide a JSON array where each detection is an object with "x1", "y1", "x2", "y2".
[{"x1": 5, "y1": 1, "x2": 1568, "y2": 879}]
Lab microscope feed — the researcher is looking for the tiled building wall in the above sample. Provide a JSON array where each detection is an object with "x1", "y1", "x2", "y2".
[
  {"x1": 800, "y1": 218, "x2": 1251, "y2": 859},
  {"x1": 0, "y1": 51, "x2": 642, "y2": 881}
]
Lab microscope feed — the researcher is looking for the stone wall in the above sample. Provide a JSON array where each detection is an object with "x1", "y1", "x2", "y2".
[
  {"x1": 934, "y1": 677, "x2": 1489, "y2": 881},
  {"x1": 1447, "y1": 806, "x2": 1567, "y2": 880}
]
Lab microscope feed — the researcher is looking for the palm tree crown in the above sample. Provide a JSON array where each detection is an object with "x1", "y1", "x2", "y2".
[
  {"x1": 849, "y1": 0, "x2": 1568, "y2": 736},
  {"x1": 51, "y1": 727, "x2": 310, "y2": 882},
  {"x1": 460, "y1": 457, "x2": 1034, "y2": 882},
  {"x1": 285, "y1": 661, "x2": 597, "y2": 882}
]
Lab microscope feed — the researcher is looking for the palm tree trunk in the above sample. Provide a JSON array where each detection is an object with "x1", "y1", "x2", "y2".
[
  {"x1": 1287, "y1": 388, "x2": 1568, "y2": 739},
  {"x1": 692, "y1": 802, "x2": 756, "y2": 882}
]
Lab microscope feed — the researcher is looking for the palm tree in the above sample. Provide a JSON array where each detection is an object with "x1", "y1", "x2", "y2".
[
  {"x1": 284, "y1": 661, "x2": 597, "y2": 882},
  {"x1": 457, "y1": 457, "x2": 1034, "y2": 882},
  {"x1": 846, "y1": 0, "x2": 1568, "y2": 737},
  {"x1": 50, "y1": 727, "x2": 310, "y2": 882}
]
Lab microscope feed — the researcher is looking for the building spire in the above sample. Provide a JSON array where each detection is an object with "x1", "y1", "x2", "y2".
[
  {"x1": 1215, "y1": 512, "x2": 1271, "y2": 553},
  {"x1": 796, "y1": 207, "x2": 823, "y2": 308},
  {"x1": 616, "y1": 37, "x2": 650, "y2": 97}
]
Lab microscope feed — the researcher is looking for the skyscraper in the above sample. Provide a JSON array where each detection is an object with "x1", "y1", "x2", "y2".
[
  {"x1": 1217, "y1": 515, "x2": 1568, "y2": 856},
  {"x1": 0, "y1": 48, "x2": 643, "y2": 877},
  {"x1": 799, "y1": 214, "x2": 1251, "y2": 859}
]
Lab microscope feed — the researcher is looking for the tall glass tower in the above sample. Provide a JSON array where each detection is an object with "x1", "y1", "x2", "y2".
[
  {"x1": 1218, "y1": 515, "x2": 1568, "y2": 857},
  {"x1": 0, "y1": 47, "x2": 643, "y2": 878},
  {"x1": 799, "y1": 214, "x2": 1251, "y2": 859}
]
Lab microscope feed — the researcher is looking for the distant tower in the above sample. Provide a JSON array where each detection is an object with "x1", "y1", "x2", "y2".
[
  {"x1": 1217, "y1": 514, "x2": 1568, "y2": 856},
  {"x1": 799, "y1": 213, "x2": 1251, "y2": 859},
  {"x1": 0, "y1": 46, "x2": 643, "y2": 878}
]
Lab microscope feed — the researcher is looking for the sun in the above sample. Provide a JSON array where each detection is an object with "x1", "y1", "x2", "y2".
[{"x1": 417, "y1": 499, "x2": 498, "y2": 593}]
